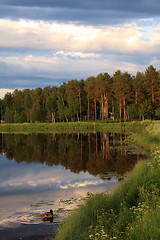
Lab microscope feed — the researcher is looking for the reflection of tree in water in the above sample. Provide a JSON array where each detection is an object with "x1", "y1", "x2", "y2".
[{"x1": 0, "y1": 133, "x2": 146, "y2": 177}]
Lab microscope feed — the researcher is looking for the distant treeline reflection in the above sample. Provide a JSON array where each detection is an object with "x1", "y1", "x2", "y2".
[{"x1": 0, "y1": 133, "x2": 146, "y2": 178}]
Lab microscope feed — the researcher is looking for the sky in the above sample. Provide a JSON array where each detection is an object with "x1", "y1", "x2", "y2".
[{"x1": 0, "y1": 0, "x2": 160, "y2": 98}]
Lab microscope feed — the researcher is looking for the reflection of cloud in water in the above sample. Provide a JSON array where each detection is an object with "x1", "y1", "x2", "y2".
[
  {"x1": 0, "y1": 140, "x2": 121, "y2": 238},
  {"x1": 59, "y1": 180, "x2": 104, "y2": 189},
  {"x1": 0, "y1": 155, "x2": 114, "y2": 195}
]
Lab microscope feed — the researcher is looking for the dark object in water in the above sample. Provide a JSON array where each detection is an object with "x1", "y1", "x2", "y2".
[{"x1": 42, "y1": 209, "x2": 54, "y2": 222}]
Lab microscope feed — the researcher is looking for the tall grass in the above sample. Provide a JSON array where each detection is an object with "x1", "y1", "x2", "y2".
[
  {"x1": 55, "y1": 154, "x2": 160, "y2": 240},
  {"x1": 128, "y1": 120, "x2": 160, "y2": 152},
  {"x1": 54, "y1": 121, "x2": 160, "y2": 240},
  {"x1": 54, "y1": 193, "x2": 109, "y2": 240}
]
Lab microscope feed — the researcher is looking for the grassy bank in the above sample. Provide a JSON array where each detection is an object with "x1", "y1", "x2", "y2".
[
  {"x1": 54, "y1": 121, "x2": 160, "y2": 240},
  {"x1": 0, "y1": 121, "x2": 146, "y2": 134}
]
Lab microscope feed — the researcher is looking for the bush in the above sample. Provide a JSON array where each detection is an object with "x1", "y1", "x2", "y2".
[{"x1": 155, "y1": 108, "x2": 160, "y2": 119}]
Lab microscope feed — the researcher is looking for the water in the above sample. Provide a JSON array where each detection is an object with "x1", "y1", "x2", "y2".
[{"x1": 0, "y1": 132, "x2": 147, "y2": 240}]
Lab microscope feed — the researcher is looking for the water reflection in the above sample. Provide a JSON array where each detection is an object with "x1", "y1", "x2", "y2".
[
  {"x1": 0, "y1": 160, "x2": 108, "y2": 195},
  {"x1": 0, "y1": 132, "x2": 147, "y2": 239},
  {"x1": 0, "y1": 132, "x2": 146, "y2": 177}
]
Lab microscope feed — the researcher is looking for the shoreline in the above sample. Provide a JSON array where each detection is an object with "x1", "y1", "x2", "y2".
[{"x1": 0, "y1": 121, "x2": 146, "y2": 134}]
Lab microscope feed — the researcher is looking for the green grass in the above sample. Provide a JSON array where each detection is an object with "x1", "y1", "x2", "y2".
[
  {"x1": 0, "y1": 121, "x2": 145, "y2": 134},
  {"x1": 54, "y1": 155, "x2": 160, "y2": 240},
  {"x1": 54, "y1": 121, "x2": 160, "y2": 240},
  {"x1": 128, "y1": 121, "x2": 160, "y2": 152}
]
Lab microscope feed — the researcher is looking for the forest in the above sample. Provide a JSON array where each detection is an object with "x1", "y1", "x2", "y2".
[{"x1": 0, "y1": 65, "x2": 160, "y2": 123}]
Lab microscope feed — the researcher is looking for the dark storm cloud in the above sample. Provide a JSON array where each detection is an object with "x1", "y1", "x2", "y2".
[
  {"x1": 0, "y1": 0, "x2": 160, "y2": 24},
  {"x1": 0, "y1": 6, "x2": 149, "y2": 25},
  {"x1": 1, "y1": 0, "x2": 159, "y2": 12}
]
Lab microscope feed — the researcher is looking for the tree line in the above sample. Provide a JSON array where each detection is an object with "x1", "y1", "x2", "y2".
[{"x1": 0, "y1": 65, "x2": 160, "y2": 123}]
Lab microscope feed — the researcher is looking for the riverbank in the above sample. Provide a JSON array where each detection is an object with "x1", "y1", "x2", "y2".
[
  {"x1": 0, "y1": 121, "x2": 148, "y2": 133},
  {"x1": 54, "y1": 120, "x2": 160, "y2": 240}
]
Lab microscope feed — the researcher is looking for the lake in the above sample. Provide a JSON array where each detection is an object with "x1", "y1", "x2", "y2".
[{"x1": 0, "y1": 132, "x2": 147, "y2": 240}]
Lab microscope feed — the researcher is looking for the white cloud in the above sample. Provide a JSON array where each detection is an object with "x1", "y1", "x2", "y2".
[
  {"x1": 0, "y1": 19, "x2": 160, "y2": 54},
  {"x1": 54, "y1": 51, "x2": 100, "y2": 59},
  {"x1": 0, "y1": 53, "x2": 143, "y2": 81},
  {"x1": 0, "y1": 18, "x2": 160, "y2": 89},
  {"x1": 0, "y1": 89, "x2": 14, "y2": 99}
]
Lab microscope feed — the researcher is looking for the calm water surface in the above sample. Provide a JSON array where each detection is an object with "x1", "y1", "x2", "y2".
[{"x1": 0, "y1": 132, "x2": 147, "y2": 240}]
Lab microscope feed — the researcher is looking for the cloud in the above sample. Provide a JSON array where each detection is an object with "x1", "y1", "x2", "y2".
[
  {"x1": 54, "y1": 51, "x2": 100, "y2": 59},
  {"x1": 0, "y1": 0, "x2": 160, "y2": 25},
  {"x1": 0, "y1": 2, "x2": 160, "y2": 90},
  {"x1": 0, "y1": 89, "x2": 14, "y2": 98},
  {"x1": 0, "y1": 19, "x2": 160, "y2": 81},
  {"x1": 0, "y1": 49, "x2": 155, "y2": 91},
  {"x1": 1, "y1": 0, "x2": 160, "y2": 15},
  {"x1": 1, "y1": 19, "x2": 160, "y2": 55}
]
